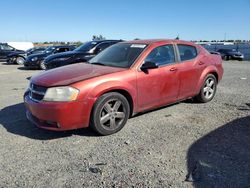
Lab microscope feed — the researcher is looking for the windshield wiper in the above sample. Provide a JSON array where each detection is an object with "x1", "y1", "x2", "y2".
[{"x1": 91, "y1": 62, "x2": 106, "y2": 66}]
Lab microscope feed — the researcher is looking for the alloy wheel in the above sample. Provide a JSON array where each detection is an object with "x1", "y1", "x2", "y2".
[
  {"x1": 203, "y1": 77, "x2": 215, "y2": 99},
  {"x1": 99, "y1": 99, "x2": 126, "y2": 131}
]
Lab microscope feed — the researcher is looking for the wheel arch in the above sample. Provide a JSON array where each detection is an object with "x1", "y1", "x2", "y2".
[
  {"x1": 195, "y1": 66, "x2": 219, "y2": 94},
  {"x1": 94, "y1": 88, "x2": 135, "y2": 117}
]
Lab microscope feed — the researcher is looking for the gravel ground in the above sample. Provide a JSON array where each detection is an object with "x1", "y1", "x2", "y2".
[{"x1": 0, "y1": 61, "x2": 249, "y2": 188}]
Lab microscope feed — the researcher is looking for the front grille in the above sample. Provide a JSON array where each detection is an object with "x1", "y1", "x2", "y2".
[{"x1": 29, "y1": 83, "x2": 47, "y2": 102}]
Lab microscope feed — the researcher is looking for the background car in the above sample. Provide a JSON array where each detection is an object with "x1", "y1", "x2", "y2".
[
  {"x1": 7, "y1": 47, "x2": 47, "y2": 65},
  {"x1": 24, "y1": 39, "x2": 223, "y2": 135},
  {"x1": 0, "y1": 43, "x2": 24, "y2": 62},
  {"x1": 217, "y1": 49, "x2": 244, "y2": 61},
  {"x1": 24, "y1": 45, "x2": 76, "y2": 69},
  {"x1": 43, "y1": 40, "x2": 122, "y2": 70}
]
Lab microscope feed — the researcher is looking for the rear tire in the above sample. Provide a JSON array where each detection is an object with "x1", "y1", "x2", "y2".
[
  {"x1": 195, "y1": 74, "x2": 217, "y2": 103},
  {"x1": 90, "y1": 92, "x2": 130, "y2": 136},
  {"x1": 16, "y1": 57, "x2": 25, "y2": 65},
  {"x1": 40, "y1": 61, "x2": 46, "y2": 70}
]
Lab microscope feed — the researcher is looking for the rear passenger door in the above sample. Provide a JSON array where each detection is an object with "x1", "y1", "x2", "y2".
[
  {"x1": 0, "y1": 44, "x2": 14, "y2": 60},
  {"x1": 176, "y1": 44, "x2": 203, "y2": 99}
]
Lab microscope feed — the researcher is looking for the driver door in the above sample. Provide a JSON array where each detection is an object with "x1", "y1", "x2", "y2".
[{"x1": 136, "y1": 44, "x2": 180, "y2": 111}]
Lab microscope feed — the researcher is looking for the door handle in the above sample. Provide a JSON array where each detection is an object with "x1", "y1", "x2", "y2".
[
  {"x1": 198, "y1": 61, "x2": 205, "y2": 65},
  {"x1": 170, "y1": 67, "x2": 177, "y2": 72}
]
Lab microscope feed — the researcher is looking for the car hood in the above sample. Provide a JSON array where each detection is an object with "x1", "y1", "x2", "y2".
[
  {"x1": 45, "y1": 51, "x2": 87, "y2": 62},
  {"x1": 7, "y1": 51, "x2": 26, "y2": 57},
  {"x1": 31, "y1": 63, "x2": 125, "y2": 87},
  {"x1": 27, "y1": 52, "x2": 49, "y2": 61}
]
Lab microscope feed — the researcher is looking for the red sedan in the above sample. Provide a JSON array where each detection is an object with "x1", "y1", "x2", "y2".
[{"x1": 24, "y1": 39, "x2": 223, "y2": 135}]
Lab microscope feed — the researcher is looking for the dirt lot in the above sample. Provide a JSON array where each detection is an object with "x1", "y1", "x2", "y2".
[{"x1": 0, "y1": 61, "x2": 249, "y2": 188}]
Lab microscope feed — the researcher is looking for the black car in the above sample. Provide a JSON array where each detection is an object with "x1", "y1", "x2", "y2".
[
  {"x1": 217, "y1": 49, "x2": 244, "y2": 61},
  {"x1": 44, "y1": 40, "x2": 122, "y2": 70},
  {"x1": 24, "y1": 45, "x2": 76, "y2": 69},
  {"x1": 0, "y1": 43, "x2": 24, "y2": 62},
  {"x1": 7, "y1": 47, "x2": 47, "y2": 65}
]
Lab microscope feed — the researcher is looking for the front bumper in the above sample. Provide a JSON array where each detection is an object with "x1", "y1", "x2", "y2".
[
  {"x1": 24, "y1": 93, "x2": 91, "y2": 131},
  {"x1": 7, "y1": 57, "x2": 16, "y2": 64},
  {"x1": 232, "y1": 55, "x2": 244, "y2": 60},
  {"x1": 24, "y1": 60, "x2": 42, "y2": 68}
]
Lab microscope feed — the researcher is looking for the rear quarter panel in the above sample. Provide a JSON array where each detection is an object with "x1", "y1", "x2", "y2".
[{"x1": 194, "y1": 51, "x2": 223, "y2": 94}]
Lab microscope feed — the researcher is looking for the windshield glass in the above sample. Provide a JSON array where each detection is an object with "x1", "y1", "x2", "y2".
[
  {"x1": 89, "y1": 43, "x2": 147, "y2": 68},
  {"x1": 26, "y1": 48, "x2": 33, "y2": 53},
  {"x1": 44, "y1": 46, "x2": 56, "y2": 53},
  {"x1": 74, "y1": 41, "x2": 98, "y2": 52}
]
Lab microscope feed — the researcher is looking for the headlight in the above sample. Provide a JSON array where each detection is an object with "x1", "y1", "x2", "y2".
[
  {"x1": 43, "y1": 86, "x2": 79, "y2": 102},
  {"x1": 31, "y1": 57, "x2": 38, "y2": 61}
]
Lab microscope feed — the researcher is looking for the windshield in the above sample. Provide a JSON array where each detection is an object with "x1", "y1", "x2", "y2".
[
  {"x1": 89, "y1": 43, "x2": 147, "y2": 68},
  {"x1": 26, "y1": 48, "x2": 33, "y2": 53},
  {"x1": 44, "y1": 46, "x2": 56, "y2": 53},
  {"x1": 74, "y1": 41, "x2": 98, "y2": 52}
]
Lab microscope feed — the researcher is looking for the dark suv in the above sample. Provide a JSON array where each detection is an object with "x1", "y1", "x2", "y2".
[
  {"x1": 44, "y1": 40, "x2": 122, "y2": 70},
  {"x1": 217, "y1": 49, "x2": 244, "y2": 61},
  {"x1": 7, "y1": 47, "x2": 47, "y2": 65},
  {"x1": 24, "y1": 45, "x2": 76, "y2": 69},
  {"x1": 0, "y1": 43, "x2": 24, "y2": 62}
]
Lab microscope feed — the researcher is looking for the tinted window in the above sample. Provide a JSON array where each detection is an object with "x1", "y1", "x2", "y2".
[
  {"x1": 1, "y1": 44, "x2": 14, "y2": 51},
  {"x1": 45, "y1": 46, "x2": 56, "y2": 53},
  {"x1": 75, "y1": 41, "x2": 98, "y2": 52},
  {"x1": 145, "y1": 45, "x2": 175, "y2": 66},
  {"x1": 178, "y1": 44, "x2": 197, "y2": 61},
  {"x1": 96, "y1": 42, "x2": 112, "y2": 51},
  {"x1": 56, "y1": 47, "x2": 70, "y2": 53},
  {"x1": 89, "y1": 43, "x2": 146, "y2": 68}
]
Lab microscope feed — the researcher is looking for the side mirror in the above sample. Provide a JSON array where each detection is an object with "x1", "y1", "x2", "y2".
[
  {"x1": 94, "y1": 47, "x2": 101, "y2": 54},
  {"x1": 141, "y1": 61, "x2": 158, "y2": 71},
  {"x1": 54, "y1": 49, "x2": 60, "y2": 54}
]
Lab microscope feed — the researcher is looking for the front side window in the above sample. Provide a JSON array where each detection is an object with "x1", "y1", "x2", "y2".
[
  {"x1": 178, "y1": 44, "x2": 197, "y2": 61},
  {"x1": 45, "y1": 46, "x2": 56, "y2": 53},
  {"x1": 89, "y1": 43, "x2": 147, "y2": 68},
  {"x1": 145, "y1": 45, "x2": 175, "y2": 66}
]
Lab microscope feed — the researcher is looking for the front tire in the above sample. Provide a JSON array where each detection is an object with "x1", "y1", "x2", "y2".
[
  {"x1": 16, "y1": 57, "x2": 25, "y2": 65},
  {"x1": 195, "y1": 74, "x2": 217, "y2": 103},
  {"x1": 90, "y1": 92, "x2": 130, "y2": 135}
]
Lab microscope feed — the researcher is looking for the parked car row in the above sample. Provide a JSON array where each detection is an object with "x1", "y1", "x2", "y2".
[
  {"x1": 1, "y1": 40, "x2": 123, "y2": 70},
  {"x1": 24, "y1": 39, "x2": 224, "y2": 135},
  {"x1": 203, "y1": 47, "x2": 244, "y2": 61},
  {"x1": 24, "y1": 45, "x2": 76, "y2": 69},
  {"x1": 217, "y1": 49, "x2": 244, "y2": 61},
  {"x1": 7, "y1": 47, "x2": 47, "y2": 65},
  {"x1": 44, "y1": 40, "x2": 122, "y2": 70}
]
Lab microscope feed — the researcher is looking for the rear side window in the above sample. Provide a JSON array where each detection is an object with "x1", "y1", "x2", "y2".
[
  {"x1": 57, "y1": 48, "x2": 70, "y2": 53},
  {"x1": 177, "y1": 44, "x2": 197, "y2": 61},
  {"x1": 145, "y1": 45, "x2": 175, "y2": 66},
  {"x1": 96, "y1": 42, "x2": 111, "y2": 51}
]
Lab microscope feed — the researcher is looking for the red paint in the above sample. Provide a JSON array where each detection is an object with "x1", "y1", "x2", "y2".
[{"x1": 24, "y1": 39, "x2": 223, "y2": 131}]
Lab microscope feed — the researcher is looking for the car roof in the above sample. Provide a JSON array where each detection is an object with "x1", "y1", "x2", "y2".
[
  {"x1": 121, "y1": 39, "x2": 195, "y2": 45},
  {"x1": 50, "y1": 45, "x2": 75, "y2": 48},
  {"x1": 91, "y1": 40, "x2": 123, "y2": 43}
]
